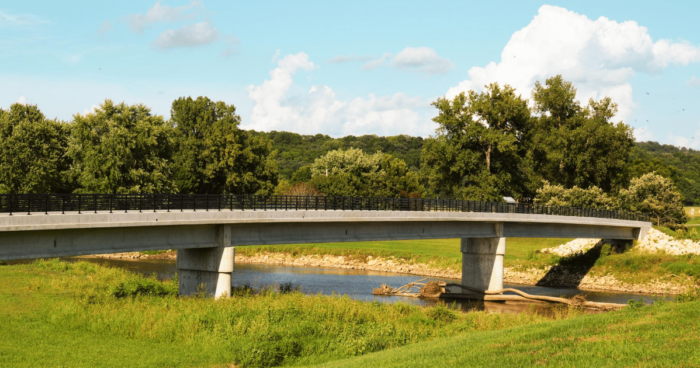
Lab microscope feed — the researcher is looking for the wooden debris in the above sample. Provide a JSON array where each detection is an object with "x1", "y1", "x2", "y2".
[{"x1": 372, "y1": 279, "x2": 628, "y2": 310}]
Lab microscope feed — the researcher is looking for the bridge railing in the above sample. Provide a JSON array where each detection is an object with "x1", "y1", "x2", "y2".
[{"x1": 0, "y1": 194, "x2": 650, "y2": 222}]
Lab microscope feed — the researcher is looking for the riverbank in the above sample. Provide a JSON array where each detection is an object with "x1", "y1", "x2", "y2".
[
  {"x1": 2, "y1": 259, "x2": 698, "y2": 367},
  {"x1": 81, "y1": 231, "x2": 700, "y2": 296},
  {"x1": 0, "y1": 259, "x2": 573, "y2": 367}
]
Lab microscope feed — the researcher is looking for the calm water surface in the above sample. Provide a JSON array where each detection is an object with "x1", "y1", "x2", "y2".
[{"x1": 63, "y1": 257, "x2": 667, "y2": 314}]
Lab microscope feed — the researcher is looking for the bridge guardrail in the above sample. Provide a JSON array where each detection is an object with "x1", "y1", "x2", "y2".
[{"x1": 0, "y1": 194, "x2": 650, "y2": 222}]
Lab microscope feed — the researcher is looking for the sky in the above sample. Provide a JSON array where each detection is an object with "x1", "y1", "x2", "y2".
[{"x1": 2, "y1": 0, "x2": 700, "y2": 147}]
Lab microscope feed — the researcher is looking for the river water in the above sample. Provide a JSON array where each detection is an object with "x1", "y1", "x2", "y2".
[{"x1": 64, "y1": 257, "x2": 666, "y2": 314}]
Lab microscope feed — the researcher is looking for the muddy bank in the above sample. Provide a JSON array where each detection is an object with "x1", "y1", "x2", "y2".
[{"x1": 82, "y1": 251, "x2": 695, "y2": 295}]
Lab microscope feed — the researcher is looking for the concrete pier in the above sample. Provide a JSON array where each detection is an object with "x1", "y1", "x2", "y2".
[
  {"x1": 176, "y1": 225, "x2": 234, "y2": 298},
  {"x1": 460, "y1": 237, "x2": 506, "y2": 296}
]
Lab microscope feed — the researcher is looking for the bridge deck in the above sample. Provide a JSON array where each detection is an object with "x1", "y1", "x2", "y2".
[{"x1": 0, "y1": 210, "x2": 651, "y2": 261}]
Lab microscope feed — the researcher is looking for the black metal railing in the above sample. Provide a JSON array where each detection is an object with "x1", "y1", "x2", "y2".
[{"x1": 0, "y1": 194, "x2": 650, "y2": 222}]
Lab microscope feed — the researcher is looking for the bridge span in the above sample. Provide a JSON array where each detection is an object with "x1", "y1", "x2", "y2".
[{"x1": 0, "y1": 194, "x2": 652, "y2": 298}]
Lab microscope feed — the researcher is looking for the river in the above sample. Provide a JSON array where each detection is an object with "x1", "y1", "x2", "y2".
[{"x1": 62, "y1": 257, "x2": 667, "y2": 314}]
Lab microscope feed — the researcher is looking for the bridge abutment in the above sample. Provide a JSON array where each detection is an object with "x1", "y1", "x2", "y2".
[{"x1": 177, "y1": 225, "x2": 233, "y2": 299}]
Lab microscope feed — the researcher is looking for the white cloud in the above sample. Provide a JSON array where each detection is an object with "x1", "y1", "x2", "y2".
[
  {"x1": 152, "y1": 21, "x2": 219, "y2": 49},
  {"x1": 271, "y1": 49, "x2": 282, "y2": 63},
  {"x1": 244, "y1": 52, "x2": 435, "y2": 137},
  {"x1": 687, "y1": 76, "x2": 700, "y2": 87},
  {"x1": 0, "y1": 10, "x2": 46, "y2": 26},
  {"x1": 82, "y1": 104, "x2": 100, "y2": 116},
  {"x1": 391, "y1": 47, "x2": 455, "y2": 75},
  {"x1": 124, "y1": 1, "x2": 203, "y2": 34},
  {"x1": 445, "y1": 5, "x2": 700, "y2": 123},
  {"x1": 98, "y1": 20, "x2": 113, "y2": 35},
  {"x1": 358, "y1": 47, "x2": 454, "y2": 75},
  {"x1": 633, "y1": 126, "x2": 655, "y2": 142},
  {"x1": 362, "y1": 53, "x2": 392, "y2": 70},
  {"x1": 221, "y1": 35, "x2": 240, "y2": 56},
  {"x1": 328, "y1": 55, "x2": 373, "y2": 63},
  {"x1": 16, "y1": 96, "x2": 27, "y2": 105}
]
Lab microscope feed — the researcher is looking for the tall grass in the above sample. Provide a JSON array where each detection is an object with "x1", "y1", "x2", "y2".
[{"x1": 23, "y1": 260, "x2": 564, "y2": 367}]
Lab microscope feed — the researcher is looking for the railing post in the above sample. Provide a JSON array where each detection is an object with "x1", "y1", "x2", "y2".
[
  {"x1": 78, "y1": 194, "x2": 81, "y2": 214},
  {"x1": 45, "y1": 195, "x2": 49, "y2": 215},
  {"x1": 167, "y1": 194, "x2": 170, "y2": 212},
  {"x1": 193, "y1": 195, "x2": 197, "y2": 212},
  {"x1": 94, "y1": 195, "x2": 97, "y2": 214},
  {"x1": 61, "y1": 195, "x2": 64, "y2": 214},
  {"x1": 27, "y1": 195, "x2": 31, "y2": 215},
  {"x1": 109, "y1": 195, "x2": 113, "y2": 213}
]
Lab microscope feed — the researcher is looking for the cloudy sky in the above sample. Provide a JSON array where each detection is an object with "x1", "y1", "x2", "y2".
[{"x1": 2, "y1": 1, "x2": 700, "y2": 146}]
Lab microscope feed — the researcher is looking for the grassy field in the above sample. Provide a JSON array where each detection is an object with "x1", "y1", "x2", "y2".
[
  {"x1": 319, "y1": 297, "x2": 700, "y2": 368},
  {"x1": 0, "y1": 259, "x2": 567, "y2": 367},
  {"x1": 236, "y1": 237, "x2": 570, "y2": 271},
  {"x1": 1, "y1": 259, "x2": 698, "y2": 367}
]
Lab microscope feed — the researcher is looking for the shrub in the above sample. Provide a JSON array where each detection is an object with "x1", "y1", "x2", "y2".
[
  {"x1": 618, "y1": 173, "x2": 687, "y2": 226},
  {"x1": 534, "y1": 181, "x2": 615, "y2": 209}
]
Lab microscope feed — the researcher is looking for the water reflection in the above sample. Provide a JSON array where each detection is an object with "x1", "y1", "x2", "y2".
[{"x1": 60, "y1": 257, "x2": 667, "y2": 314}]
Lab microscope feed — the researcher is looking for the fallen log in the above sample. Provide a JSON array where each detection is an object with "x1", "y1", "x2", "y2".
[
  {"x1": 445, "y1": 284, "x2": 626, "y2": 310},
  {"x1": 373, "y1": 279, "x2": 628, "y2": 310}
]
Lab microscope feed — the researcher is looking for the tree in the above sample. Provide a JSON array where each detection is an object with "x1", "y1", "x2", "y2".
[
  {"x1": 171, "y1": 97, "x2": 278, "y2": 195},
  {"x1": 618, "y1": 173, "x2": 686, "y2": 226},
  {"x1": 0, "y1": 104, "x2": 73, "y2": 193},
  {"x1": 529, "y1": 76, "x2": 634, "y2": 192},
  {"x1": 534, "y1": 181, "x2": 616, "y2": 209},
  {"x1": 66, "y1": 100, "x2": 174, "y2": 193},
  {"x1": 309, "y1": 148, "x2": 422, "y2": 197},
  {"x1": 421, "y1": 83, "x2": 531, "y2": 200}
]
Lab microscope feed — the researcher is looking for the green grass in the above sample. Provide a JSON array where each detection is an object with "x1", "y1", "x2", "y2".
[
  {"x1": 0, "y1": 260, "x2": 566, "y2": 368},
  {"x1": 237, "y1": 237, "x2": 571, "y2": 272},
  {"x1": 318, "y1": 298, "x2": 700, "y2": 367}
]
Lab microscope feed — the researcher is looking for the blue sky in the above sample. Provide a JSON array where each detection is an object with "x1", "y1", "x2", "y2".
[{"x1": 2, "y1": 1, "x2": 700, "y2": 146}]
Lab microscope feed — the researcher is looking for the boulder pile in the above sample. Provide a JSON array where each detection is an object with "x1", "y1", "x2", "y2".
[
  {"x1": 637, "y1": 228, "x2": 700, "y2": 256},
  {"x1": 540, "y1": 238, "x2": 601, "y2": 257},
  {"x1": 540, "y1": 228, "x2": 700, "y2": 257}
]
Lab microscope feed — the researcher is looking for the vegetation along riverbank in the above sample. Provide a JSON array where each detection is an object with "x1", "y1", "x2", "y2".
[
  {"x1": 2, "y1": 259, "x2": 698, "y2": 367},
  {"x1": 88, "y1": 228, "x2": 700, "y2": 296}
]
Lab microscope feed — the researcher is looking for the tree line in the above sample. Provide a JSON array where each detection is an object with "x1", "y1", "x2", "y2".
[
  {"x1": 0, "y1": 75, "x2": 689, "y2": 224},
  {"x1": 0, "y1": 97, "x2": 278, "y2": 196}
]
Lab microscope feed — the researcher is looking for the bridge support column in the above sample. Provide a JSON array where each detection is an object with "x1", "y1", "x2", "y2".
[
  {"x1": 177, "y1": 225, "x2": 233, "y2": 299},
  {"x1": 460, "y1": 237, "x2": 506, "y2": 297}
]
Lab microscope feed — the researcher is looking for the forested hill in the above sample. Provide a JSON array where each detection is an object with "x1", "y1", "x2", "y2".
[
  {"x1": 251, "y1": 131, "x2": 424, "y2": 179},
  {"x1": 631, "y1": 142, "x2": 700, "y2": 205},
  {"x1": 257, "y1": 130, "x2": 700, "y2": 205}
]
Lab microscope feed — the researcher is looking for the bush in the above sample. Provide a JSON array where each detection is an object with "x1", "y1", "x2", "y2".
[
  {"x1": 618, "y1": 173, "x2": 687, "y2": 226},
  {"x1": 110, "y1": 274, "x2": 177, "y2": 298},
  {"x1": 534, "y1": 181, "x2": 615, "y2": 209}
]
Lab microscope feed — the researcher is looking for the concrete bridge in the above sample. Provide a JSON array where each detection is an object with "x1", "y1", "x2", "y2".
[{"x1": 0, "y1": 199, "x2": 651, "y2": 299}]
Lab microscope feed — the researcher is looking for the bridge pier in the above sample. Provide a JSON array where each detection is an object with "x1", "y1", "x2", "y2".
[
  {"x1": 459, "y1": 237, "x2": 506, "y2": 297},
  {"x1": 176, "y1": 225, "x2": 233, "y2": 299}
]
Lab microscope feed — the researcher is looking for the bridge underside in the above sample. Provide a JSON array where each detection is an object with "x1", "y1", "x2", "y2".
[{"x1": 0, "y1": 220, "x2": 643, "y2": 261}]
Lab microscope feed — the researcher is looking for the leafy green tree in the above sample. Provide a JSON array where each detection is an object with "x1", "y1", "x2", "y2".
[
  {"x1": 171, "y1": 97, "x2": 278, "y2": 195},
  {"x1": 309, "y1": 148, "x2": 422, "y2": 197},
  {"x1": 534, "y1": 181, "x2": 616, "y2": 209},
  {"x1": 66, "y1": 100, "x2": 174, "y2": 193},
  {"x1": 529, "y1": 75, "x2": 634, "y2": 192},
  {"x1": 421, "y1": 83, "x2": 531, "y2": 200},
  {"x1": 0, "y1": 104, "x2": 73, "y2": 193},
  {"x1": 618, "y1": 173, "x2": 686, "y2": 226}
]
